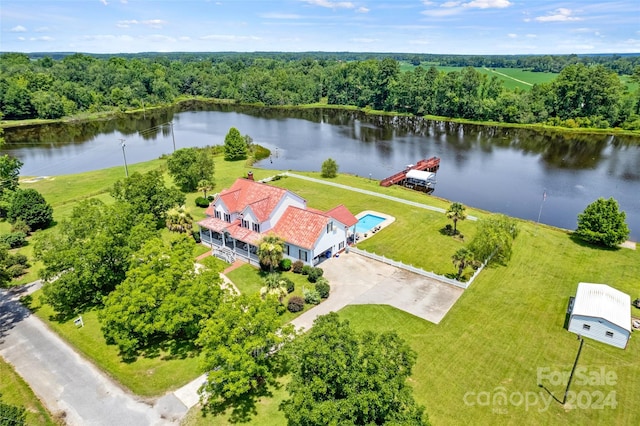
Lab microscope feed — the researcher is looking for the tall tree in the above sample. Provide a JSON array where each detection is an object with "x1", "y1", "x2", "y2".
[
  {"x1": 283, "y1": 313, "x2": 428, "y2": 426},
  {"x1": 223, "y1": 127, "x2": 248, "y2": 161},
  {"x1": 575, "y1": 197, "x2": 629, "y2": 248},
  {"x1": 257, "y1": 234, "x2": 285, "y2": 272},
  {"x1": 167, "y1": 147, "x2": 215, "y2": 192},
  {"x1": 110, "y1": 169, "x2": 185, "y2": 225},
  {"x1": 197, "y1": 294, "x2": 294, "y2": 408},
  {"x1": 35, "y1": 200, "x2": 156, "y2": 317},
  {"x1": 445, "y1": 202, "x2": 467, "y2": 235},
  {"x1": 100, "y1": 236, "x2": 225, "y2": 358},
  {"x1": 197, "y1": 179, "x2": 214, "y2": 198},
  {"x1": 7, "y1": 188, "x2": 53, "y2": 230},
  {"x1": 0, "y1": 154, "x2": 22, "y2": 194},
  {"x1": 165, "y1": 205, "x2": 194, "y2": 234},
  {"x1": 468, "y1": 214, "x2": 518, "y2": 265},
  {"x1": 320, "y1": 158, "x2": 338, "y2": 178}
]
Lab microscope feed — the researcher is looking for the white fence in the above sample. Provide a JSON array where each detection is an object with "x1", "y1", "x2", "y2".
[{"x1": 349, "y1": 247, "x2": 486, "y2": 289}]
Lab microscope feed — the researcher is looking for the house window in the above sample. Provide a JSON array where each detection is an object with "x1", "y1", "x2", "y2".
[
  {"x1": 252, "y1": 223, "x2": 260, "y2": 233},
  {"x1": 605, "y1": 331, "x2": 614, "y2": 338},
  {"x1": 327, "y1": 222, "x2": 333, "y2": 233},
  {"x1": 299, "y1": 249, "x2": 308, "y2": 262},
  {"x1": 285, "y1": 245, "x2": 290, "y2": 255},
  {"x1": 339, "y1": 241, "x2": 344, "y2": 250},
  {"x1": 224, "y1": 213, "x2": 231, "y2": 222},
  {"x1": 241, "y1": 219, "x2": 249, "y2": 229},
  {"x1": 582, "y1": 324, "x2": 591, "y2": 331},
  {"x1": 214, "y1": 210, "x2": 221, "y2": 219}
]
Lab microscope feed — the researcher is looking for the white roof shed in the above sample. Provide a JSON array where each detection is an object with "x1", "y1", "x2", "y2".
[
  {"x1": 568, "y1": 283, "x2": 631, "y2": 349},
  {"x1": 405, "y1": 169, "x2": 436, "y2": 182}
]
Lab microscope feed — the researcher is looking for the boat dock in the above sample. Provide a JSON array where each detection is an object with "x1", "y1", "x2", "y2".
[{"x1": 379, "y1": 157, "x2": 440, "y2": 187}]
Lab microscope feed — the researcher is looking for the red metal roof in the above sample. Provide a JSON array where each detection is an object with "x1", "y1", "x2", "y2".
[
  {"x1": 326, "y1": 204, "x2": 358, "y2": 227},
  {"x1": 198, "y1": 217, "x2": 262, "y2": 245},
  {"x1": 272, "y1": 206, "x2": 329, "y2": 250}
]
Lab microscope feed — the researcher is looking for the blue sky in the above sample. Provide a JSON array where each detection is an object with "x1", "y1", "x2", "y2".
[{"x1": 1, "y1": 0, "x2": 638, "y2": 54}]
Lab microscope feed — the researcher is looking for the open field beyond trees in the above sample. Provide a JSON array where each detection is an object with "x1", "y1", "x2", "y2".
[{"x1": 6, "y1": 155, "x2": 640, "y2": 425}]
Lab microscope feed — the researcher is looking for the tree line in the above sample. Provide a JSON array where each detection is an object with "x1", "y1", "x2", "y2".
[{"x1": 1, "y1": 52, "x2": 639, "y2": 130}]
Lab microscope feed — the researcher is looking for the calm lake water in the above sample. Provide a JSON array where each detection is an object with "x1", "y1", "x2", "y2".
[{"x1": 3, "y1": 104, "x2": 639, "y2": 240}]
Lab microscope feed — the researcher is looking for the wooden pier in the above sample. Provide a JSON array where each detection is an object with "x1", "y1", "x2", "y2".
[{"x1": 379, "y1": 157, "x2": 440, "y2": 187}]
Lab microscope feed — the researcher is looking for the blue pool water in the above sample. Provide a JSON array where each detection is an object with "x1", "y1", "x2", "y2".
[{"x1": 356, "y1": 214, "x2": 385, "y2": 233}]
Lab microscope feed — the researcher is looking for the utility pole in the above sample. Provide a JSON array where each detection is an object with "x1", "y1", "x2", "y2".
[
  {"x1": 119, "y1": 139, "x2": 129, "y2": 177},
  {"x1": 169, "y1": 122, "x2": 176, "y2": 152}
]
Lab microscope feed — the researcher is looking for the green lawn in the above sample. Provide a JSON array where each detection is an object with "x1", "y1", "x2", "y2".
[
  {"x1": 270, "y1": 174, "x2": 480, "y2": 276},
  {"x1": 25, "y1": 291, "x2": 203, "y2": 397},
  {"x1": 0, "y1": 358, "x2": 58, "y2": 425}
]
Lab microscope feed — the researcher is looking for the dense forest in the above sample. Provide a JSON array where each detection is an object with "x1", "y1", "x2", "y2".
[{"x1": 1, "y1": 52, "x2": 639, "y2": 130}]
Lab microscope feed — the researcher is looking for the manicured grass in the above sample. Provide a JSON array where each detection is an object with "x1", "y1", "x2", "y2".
[
  {"x1": 270, "y1": 174, "x2": 480, "y2": 276},
  {"x1": 25, "y1": 291, "x2": 203, "y2": 397},
  {"x1": 339, "y1": 223, "x2": 640, "y2": 425},
  {"x1": 181, "y1": 378, "x2": 289, "y2": 426},
  {"x1": 0, "y1": 357, "x2": 58, "y2": 425}
]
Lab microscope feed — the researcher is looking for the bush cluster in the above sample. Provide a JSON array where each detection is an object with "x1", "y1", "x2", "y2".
[
  {"x1": 0, "y1": 232, "x2": 27, "y2": 249},
  {"x1": 292, "y1": 260, "x2": 304, "y2": 274},
  {"x1": 303, "y1": 287, "x2": 321, "y2": 305},
  {"x1": 195, "y1": 197, "x2": 210, "y2": 208},
  {"x1": 287, "y1": 296, "x2": 305, "y2": 313},
  {"x1": 283, "y1": 277, "x2": 295, "y2": 294},
  {"x1": 307, "y1": 267, "x2": 324, "y2": 283},
  {"x1": 279, "y1": 258, "x2": 292, "y2": 271},
  {"x1": 315, "y1": 278, "x2": 330, "y2": 298}
]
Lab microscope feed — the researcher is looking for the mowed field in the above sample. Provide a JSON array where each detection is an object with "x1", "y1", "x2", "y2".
[{"x1": 399, "y1": 62, "x2": 558, "y2": 90}]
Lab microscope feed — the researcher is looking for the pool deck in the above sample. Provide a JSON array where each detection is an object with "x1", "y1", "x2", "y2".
[{"x1": 353, "y1": 210, "x2": 396, "y2": 243}]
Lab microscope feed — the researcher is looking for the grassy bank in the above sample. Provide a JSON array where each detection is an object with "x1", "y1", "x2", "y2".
[{"x1": 0, "y1": 357, "x2": 58, "y2": 425}]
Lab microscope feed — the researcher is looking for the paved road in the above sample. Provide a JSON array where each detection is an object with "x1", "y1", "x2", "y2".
[{"x1": 0, "y1": 282, "x2": 186, "y2": 426}]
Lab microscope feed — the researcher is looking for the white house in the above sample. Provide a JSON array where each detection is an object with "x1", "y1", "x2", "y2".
[
  {"x1": 198, "y1": 177, "x2": 358, "y2": 266},
  {"x1": 568, "y1": 283, "x2": 631, "y2": 349}
]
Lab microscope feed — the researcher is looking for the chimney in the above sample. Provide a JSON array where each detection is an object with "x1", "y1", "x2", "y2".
[{"x1": 247, "y1": 171, "x2": 254, "y2": 181}]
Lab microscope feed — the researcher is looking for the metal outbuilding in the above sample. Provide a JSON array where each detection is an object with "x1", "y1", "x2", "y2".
[{"x1": 568, "y1": 283, "x2": 631, "y2": 349}]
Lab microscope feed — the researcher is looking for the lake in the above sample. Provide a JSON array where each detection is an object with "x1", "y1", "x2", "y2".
[{"x1": 3, "y1": 104, "x2": 639, "y2": 240}]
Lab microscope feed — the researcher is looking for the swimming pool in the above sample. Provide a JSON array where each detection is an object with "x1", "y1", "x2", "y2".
[{"x1": 356, "y1": 214, "x2": 385, "y2": 233}]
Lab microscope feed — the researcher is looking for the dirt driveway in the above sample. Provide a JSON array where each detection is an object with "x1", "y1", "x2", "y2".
[{"x1": 291, "y1": 253, "x2": 463, "y2": 331}]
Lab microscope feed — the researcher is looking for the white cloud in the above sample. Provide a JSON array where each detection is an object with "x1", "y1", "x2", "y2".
[
  {"x1": 148, "y1": 35, "x2": 176, "y2": 43},
  {"x1": 526, "y1": 33, "x2": 537, "y2": 38},
  {"x1": 422, "y1": 1, "x2": 435, "y2": 5},
  {"x1": 507, "y1": 33, "x2": 517, "y2": 38},
  {"x1": 142, "y1": 19, "x2": 167, "y2": 29},
  {"x1": 408, "y1": 39, "x2": 431, "y2": 45},
  {"x1": 29, "y1": 36, "x2": 54, "y2": 41},
  {"x1": 535, "y1": 8, "x2": 581, "y2": 22},
  {"x1": 17, "y1": 37, "x2": 26, "y2": 41},
  {"x1": 178, "y1": 36, "x2": 191, "y2": 41},
  {"x1": 300, "y1": 0, "x2": 356, "y2": 10},
  {"x1": 260, "y1": 13, "x2": 302, "y2": 19},
  {"x1": 10, "y1": 25, "x2": 27, "y2": 32},
  {"x1": 35, "y1": 27, "x2": 50, "y2": 32},
  {"x1": 463, "y1": 0, "x2": 511, "y2": 9},
  {"x1": 117, "y1": 19, "x2": 138, "y2": 28},
  {"x1": 441, "y1": 1, "x2": 461, "y2": 7},
  {"x1": 100, "y1": 0, "x2": 108, "y2": 5},
  {"x1": 357, "y1": 7, "x2": 369, "y2": 13},
  {"x1": 200, "y1": 34, "x2": 261, "y2": 41}
]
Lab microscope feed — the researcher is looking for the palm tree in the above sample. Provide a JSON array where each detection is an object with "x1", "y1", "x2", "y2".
[
  {"x1": 197, "y1": 179, "x2": 214, "y2": 198},
  {"x1": 165, "y1": 205, "x2": 194, "y2": 233},
  {"x1": 260, "y1": 273, "x2": 288, "y2": 302},
  {"x1": 452, "y1": 247, "x2": 479, "y2": 280},
  {"x1": 446, "y1": 202, "x2": 467, "y2": 235},
  {"x1": 257, "y1": 234, "x2": 285, "y2": 272}
]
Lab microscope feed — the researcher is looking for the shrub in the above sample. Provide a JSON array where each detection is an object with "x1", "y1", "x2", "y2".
[
  {"x1": 279, "y1": 258, "x2": 292, "y2": 271},
  {"x1": 283, "y1": 277, "x2": 295, "y2": 294},
  {"x1": 321, "y1": 158, "x2": 338, "y2": 178},
  {"x1": 315, "y1": 278, "x2": 330, "y2": 298},
  {"x1": 0, "y1": 232, "x2": 27, "y2": 249},
  {"x1": 292, "y1": 260, "x2": 304, "y2": 274},
  {"x1": 191, "y1": 229, "x2": 201, "y2": 243},
  {"x1": 303, "y1": 287, "x2": 321, "y2": 305},
  {"x1": 6, "y1": 264, "x2": 26, "y2": 278},
  {"x1": 195, "y1": 197, "x2": 210, "y2": 208},
  {"x1": 207, "y1": 194, "x2": 216, "y2": 201},
  {"x1": 276, "y1": 303, "x2": 287, "y2": 316},
  {"x1": 11, "y1": 219, "x2": 31, "y2": 235},
  {"x1": 6, "y1": 253, "x2": 28, "y2": 267},
  {"x1": 288, "y1": 296, "x2": 305, "y2": 313},
  {"x1": 575, "y1": 197, "x2": 629, "y2": 248},
  {"x1": 307, "y1": 267, "x2": 324, "y2": 283},
  {"x1": 301, "y1": 265, "x2": 312, "y2": 275}
]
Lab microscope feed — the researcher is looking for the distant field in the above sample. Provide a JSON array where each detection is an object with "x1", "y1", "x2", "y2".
[{"x1": 399, "y1": 62, "x2": 557, "y2": 90}]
